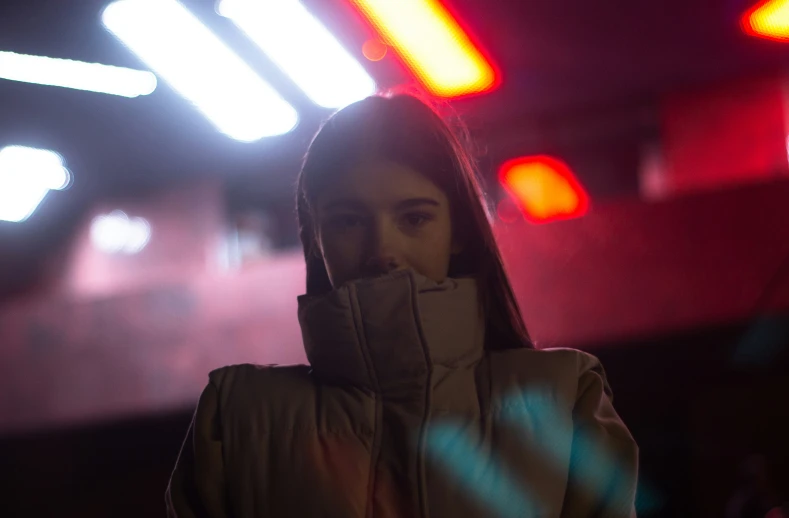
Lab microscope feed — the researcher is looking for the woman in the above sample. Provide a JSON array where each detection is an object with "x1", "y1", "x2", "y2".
[{"x1": 166, "y1": 94, "x2": 639, "y2": 518}]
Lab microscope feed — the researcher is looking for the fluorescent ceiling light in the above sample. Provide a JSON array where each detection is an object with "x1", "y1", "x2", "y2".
[
  {"x1": 0, "y1": 50, "x2": 157, "y2": 98},
  {"x1": 102, "y1": 0, "x2": 299, "y2": 141},
  {"x1": 0, "y1": 146, "x2": 71, "y2": 223},
  {"x1": 349, "y1": 0, "x2": 498, "y2": 98},
  {"x1": 218, "y1": 0, "x2": 376, "y2": 108},
  {"x1": 742, "y1": 0, "x2": 789, "y2": 41}
]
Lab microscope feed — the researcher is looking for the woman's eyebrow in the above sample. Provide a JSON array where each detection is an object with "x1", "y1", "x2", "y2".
[{"x1": 394, "y1": 197, "x2": 440, "y2": 210}]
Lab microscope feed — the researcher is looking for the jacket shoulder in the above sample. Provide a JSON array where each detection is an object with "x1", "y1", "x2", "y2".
[
  {"x1": 208, "y1": 363, "x2": 312, "y2": 390},
  {"x1": 486, "y1": 347, "x2": 610, "y2": 406},
  {"x1": 488, "y1": 346, "x2": 602, "y2": 377},
  {"x1": 207, "y1": 364, "x2": 315, "y2": 418},
  {"x1": 205, "y1": 363, "x2": 374, "y2": 438}
]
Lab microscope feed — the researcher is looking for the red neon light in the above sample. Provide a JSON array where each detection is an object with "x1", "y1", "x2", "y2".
[
  {"x1": 742, "y1": 0, "x2": 789, "y2": 41},
  {"x1": 498, "y1": 156, "x2": 589, "y2": 224},
  {"x1": 349, "y1": 0, "x2": 499, "y2": 98}
]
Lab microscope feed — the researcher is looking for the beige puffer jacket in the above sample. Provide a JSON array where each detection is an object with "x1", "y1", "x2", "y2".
[{"x1": 166, "y1": 270, "x2": 638, "y2": 518}]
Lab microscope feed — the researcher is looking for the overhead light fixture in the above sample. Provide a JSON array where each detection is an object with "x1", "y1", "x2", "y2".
[
  {"x1": 0, "y1": 50, "x2": 157, "y2": 98},
  {"x1": 742, "y1": 0, "x2": 789, "y2": 41},
  {"x1": 349, "y1": 0, "x2": 498, "y2": 98},
  {"x1": 0, "y1": 146, "x2": 71, "y2": 223},
  {"x1": 90, "y1": 210, "x2": 151, "y2": 254},
  {"x1": 498, "y1": 156, "x2": 589, "y2": 224},
  {"x1": 218, "y1": 0, "x2": 376, "y2": 109},
  {"x1": 102, "y1": 0, "x2": 299, "y2": 141}
]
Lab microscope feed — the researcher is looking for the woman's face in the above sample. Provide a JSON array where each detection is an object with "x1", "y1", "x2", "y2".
[{"x1": 314, "y1": 159, "x2": 459, "y2": 288}]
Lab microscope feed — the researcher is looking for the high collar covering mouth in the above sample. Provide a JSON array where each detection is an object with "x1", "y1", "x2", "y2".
[{"x1": 298, "y1": 269, "x2": 485, "y2": 393}]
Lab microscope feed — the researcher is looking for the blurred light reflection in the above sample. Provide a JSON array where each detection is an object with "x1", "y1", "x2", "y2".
[
  {"x1": 0, "y1": 50, "x2": 157, "y2": 98},
  {"x1": 0, "y1": 145, "x2": 71, "y2": 223}
]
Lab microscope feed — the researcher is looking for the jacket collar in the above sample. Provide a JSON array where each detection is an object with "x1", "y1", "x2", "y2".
[{"x1": 298, "y1": 269, "x2": 485, "y2": 394}]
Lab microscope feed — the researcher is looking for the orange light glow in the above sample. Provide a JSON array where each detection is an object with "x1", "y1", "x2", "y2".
[
  {"x1": 498, "y1": 156, "x2": 589, "y2": 224},
  {"x1": 349, "y1": 0, "x2": 499, "y2": 98},
  {"x1": 742, "y1": 0, "x2": 789, "y2": 41},
  {"x1": 362, "y1": 39, "x2": 388, "y2": 61}
]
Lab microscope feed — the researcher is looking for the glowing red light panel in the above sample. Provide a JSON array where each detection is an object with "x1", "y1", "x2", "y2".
[
  {"x1": 498, "y1": 156, "x2": 589, "y2": 224},
  {"x1": 349, "y1": 0, "x2": 499, "y2": 98},
  {"x1": 742, "y1": 0, "x2": 789, "y2": 41}
]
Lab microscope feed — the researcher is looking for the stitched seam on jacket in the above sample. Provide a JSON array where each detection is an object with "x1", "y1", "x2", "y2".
[
  {"x1": 408, "y1": 274, "x2": 433, "y2": 518},
  {"x1": 348, "y1": 283, "x2": 384, "y2": 518},
  {"x1": 473, "y1": 356, "x2": 492, "y2": 455}
]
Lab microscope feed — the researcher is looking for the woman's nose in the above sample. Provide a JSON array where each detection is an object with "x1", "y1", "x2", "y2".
[
  {"x1": 363, "y1": 221, "x2": 404, "y2": 276},
  {"x1": 363, "y1": 254, "x2": 400, "y2": 276}
]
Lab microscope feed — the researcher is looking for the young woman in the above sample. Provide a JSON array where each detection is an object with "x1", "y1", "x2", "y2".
[{"x1": 166, "y1": 94, "x2": 639, "y2": 518}]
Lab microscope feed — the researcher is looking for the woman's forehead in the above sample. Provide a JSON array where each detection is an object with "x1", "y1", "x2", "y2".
[{"x1": 317, "y1": 159, "x2": 448, "y2": 209}]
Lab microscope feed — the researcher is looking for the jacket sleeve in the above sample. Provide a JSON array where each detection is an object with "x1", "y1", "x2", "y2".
[
  {"x1": 166, "y1": 382, "x2": 230, "y2": 518},
  {"x1": 560, "y1": 356, "x2": 639, "y2": 518}
]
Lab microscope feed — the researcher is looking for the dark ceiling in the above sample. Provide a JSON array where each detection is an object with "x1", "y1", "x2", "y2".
[{"x1": 1, "y1": 0, "x2": 788, "y2": 295}]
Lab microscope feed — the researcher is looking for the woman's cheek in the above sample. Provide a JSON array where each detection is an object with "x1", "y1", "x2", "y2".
[{"x1": 321, "y1": 239, "x2": 362, "y2": 280}]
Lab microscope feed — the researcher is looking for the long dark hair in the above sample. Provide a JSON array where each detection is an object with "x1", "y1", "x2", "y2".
[{"x1": 296, "y1": 93, "x2": 533, "y2": 350}]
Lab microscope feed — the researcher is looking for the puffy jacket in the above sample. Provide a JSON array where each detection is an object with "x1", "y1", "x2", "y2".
[{"x1": 166, "y1": 270, "x2": 638, "y2": 518}]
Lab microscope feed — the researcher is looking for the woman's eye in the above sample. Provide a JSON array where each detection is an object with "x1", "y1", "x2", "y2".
[
  {"x1": 330, "y1": 214, "x2": 365, "y2": 230},
  {"x1": 402, "y1": 213, "x2": 432, "y2": 228}
]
